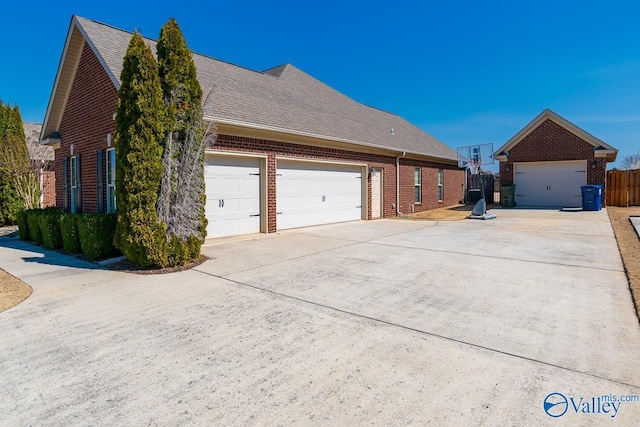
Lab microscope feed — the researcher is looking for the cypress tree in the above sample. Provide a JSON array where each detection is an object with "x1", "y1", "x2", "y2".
[
  {"x1": 0, "y1": 102, "x2": 31, "y2": 223},
  {"x1": 113, "y1": 33, "x2": 168, "y2": 268},
  {"x1": 156, "y1": 18, "x2": 207, "y2": 265},
  {"x1": 157, "y1": 18, "x2": 202, "y2": 139}
]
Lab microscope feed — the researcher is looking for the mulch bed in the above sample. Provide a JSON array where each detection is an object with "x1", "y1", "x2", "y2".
[
  {"x1": 105, "y1": 254, "x2": 209, "y2": 274},
  {"x1": 0, "y1": 268, "x2": 32, "y2": 313}
]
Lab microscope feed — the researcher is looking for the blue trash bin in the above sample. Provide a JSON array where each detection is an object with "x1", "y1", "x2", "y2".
[{"x1": 581, "y1": 185, "x2": 602, "y2": 211}]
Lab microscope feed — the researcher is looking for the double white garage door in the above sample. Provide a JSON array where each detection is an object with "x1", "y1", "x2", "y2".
[
  {"x1": 204, "y1": 156, "x2": 364, "y2": 238},
  {"x1": 514, "y1": 161, "x2": 586, "y2": 207}
]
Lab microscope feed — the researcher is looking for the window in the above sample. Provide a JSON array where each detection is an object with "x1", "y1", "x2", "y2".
[
  {"x1": 106, "y1": 148, "x2": 116, "y2": 213},
  {"x1": 414, "y1": 167, "x2": 421, "y2": 203},
  {"x1": 437, "y1": 169, "x2": 444, "y2": 201},
  {"x1": 70, "y1": 155, "x2": 80, "y2": 213}
]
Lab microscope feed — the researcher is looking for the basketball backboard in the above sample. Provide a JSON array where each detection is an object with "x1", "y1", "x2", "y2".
[{"x1": 457, "y1": 143, "x2": 495, "y2": 168}]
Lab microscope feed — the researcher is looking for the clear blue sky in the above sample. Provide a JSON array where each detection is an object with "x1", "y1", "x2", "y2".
[{"x1": 2, "y1": 1, "x2": 639, "y2": 170}]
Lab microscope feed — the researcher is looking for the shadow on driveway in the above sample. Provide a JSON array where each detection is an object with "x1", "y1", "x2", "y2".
[{"x1": 0, "y1": 236, "x2": 100, "y2": 270}]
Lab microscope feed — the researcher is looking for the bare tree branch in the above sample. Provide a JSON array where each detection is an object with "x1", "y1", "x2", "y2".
[{"x1": 620, "y1": 152, "x2": 640, "y2": 170}]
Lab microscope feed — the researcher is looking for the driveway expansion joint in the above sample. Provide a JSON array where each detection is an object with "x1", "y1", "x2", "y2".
[{"x1": 192, "y1": 267, "x2": 640, "y2": 391}]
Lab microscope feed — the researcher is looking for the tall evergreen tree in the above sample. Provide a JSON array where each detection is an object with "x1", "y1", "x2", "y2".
[
  {"x1": 0, "y1": 102, "x2": 21, "y2": 224},
  {"x1": 0, "y1": 102, "x2": 37, "y2": 223},
  {"x1": 156, "y1": 18, "x2": 208, "y2": 265},
  {"x1": 113, "y1": 33, "x2": 168, "y2": 268},
  {"x1": 157, "y1": 18, "x2": 202, "y2": 139}
]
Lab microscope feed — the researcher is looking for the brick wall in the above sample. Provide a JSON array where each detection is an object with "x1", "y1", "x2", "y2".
[
  {"x1": 499, "y1": 118, "x2": 607, "y2": 204},
  {"x1": 214, "y1": 135, "x2": 464, "y2": 230},
  {"x1": 56, "y1": 42, "x2": 117, "y2": 212},
  {"x1": 42, "y1": 170, "x2": 56, "y2": 207},
  {"x1": 397, "y1": 159, "x2": 464, "y2": 214},
  {"x1": 54, "y1": 42, "x2": 463, "y2": 229}
]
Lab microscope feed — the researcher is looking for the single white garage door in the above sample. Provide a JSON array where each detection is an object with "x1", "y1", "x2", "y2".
[
  {"x1": 204, "y1": 155, "x2": 261, "y2": 237},
  {"x1": 277, "y1": 160, "x2": 363, "y2": 230},
  {"x1": 514, "y1": 161, "x2": 586, "y2": 207}
]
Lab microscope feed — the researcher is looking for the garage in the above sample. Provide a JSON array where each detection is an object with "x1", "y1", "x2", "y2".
[
  {"x1": 204, "y1": 155, "x2": 263, "y2": 237},
  {"x1": 276, "y1": 160, "x2": 364, "y2": 230},
  {"x1": 494, "y1": 110, "x2": 618, "y2": 208},
  {"x1": 515, "y1": 161, "x2": 586, "y2": 207}
]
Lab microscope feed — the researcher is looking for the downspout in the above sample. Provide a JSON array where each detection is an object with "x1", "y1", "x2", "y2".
[
  {"x1": 39, "y1": 161, "x2": 44, "y2": 208},
  {"x1": 396, "y1": 151, "x2": 406, "y2": 215}
]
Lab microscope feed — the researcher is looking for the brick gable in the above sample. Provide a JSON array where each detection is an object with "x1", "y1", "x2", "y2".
[
  {"x1": 499, "y1": 118, "x2": 607, "y2": 205},
  {"x1": 56, "y1": 42, "x2": 118, "y2": 212}
]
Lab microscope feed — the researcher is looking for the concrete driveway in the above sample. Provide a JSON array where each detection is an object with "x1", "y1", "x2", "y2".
[{"x1": 1, "y1": 208, "x2": 639, "y2": 425}]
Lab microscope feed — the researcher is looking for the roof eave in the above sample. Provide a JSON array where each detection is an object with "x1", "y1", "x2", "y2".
[
  {"x1": 205, "y1": 115, "x2": 458, "y2": 165},
  {"x1": 40, "y1": 16, "x2": 83, "y2": 140},
  {"x1": 494, "y1": 109, "x2": 618, "y2": 161},
  {"x1": 40, "y1": 16, "x2": 120, "y2": 140},
  {"x1": 39, "y1": 138, "x2": 61, "y2": 150}
]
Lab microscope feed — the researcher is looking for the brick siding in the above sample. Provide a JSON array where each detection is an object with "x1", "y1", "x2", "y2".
[
  {"x1": 56, "y1": 42, "x2": 117, "y2": 213},
  {"x1": 213, "y1": 135, "x2": 464, "y2": 231},
  {"x1": 42, "y1": 170, "x2": 56, "y2": 207},
  {"x1": 499, "y1": 119, "x2": 607, "y2": 204},
  {"x1": 54, "y1": 41, "x2": 465, "y2": 231},
  {"x1": 397, "y1": 159, "x2": 464, "y2": 214}
]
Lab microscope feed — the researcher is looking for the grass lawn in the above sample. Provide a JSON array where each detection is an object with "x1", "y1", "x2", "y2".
[{"x1": 397, "y1": 203, "x2": 500, "y2": 221}]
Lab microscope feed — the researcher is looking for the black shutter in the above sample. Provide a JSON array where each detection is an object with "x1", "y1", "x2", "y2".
[
  {"x1": 76, "y1": 153, "x2": 82, "y2": 213},
  {"x1": 63, "y1": 157, "x2": 69, "y2": 212},
  {"x1": 96, "y1": 150, "x2": 104, "y2": 213}
]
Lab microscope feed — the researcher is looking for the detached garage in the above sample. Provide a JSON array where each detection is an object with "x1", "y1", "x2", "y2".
[{"x1": 495, "y1": 109, "x2": 617, "y2": 208}]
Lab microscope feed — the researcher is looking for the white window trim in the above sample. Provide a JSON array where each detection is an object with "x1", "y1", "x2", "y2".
[
  {"x1": 70, "y1": 155, "x2": 79, "y2": 213},
  {"x1": 438, "y1": 169, "x2": 444, "y2": 202},
  {"x1": 106, "y1": 148, "x2": 116, "y2": 213},
  {"x1": 414, "y1": 167, "x2": 422, "y2": 204}
]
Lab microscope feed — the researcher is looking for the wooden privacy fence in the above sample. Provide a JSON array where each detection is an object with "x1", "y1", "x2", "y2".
[{"x1": 606, "y1": 170, "x2": 640, "y2": 206}]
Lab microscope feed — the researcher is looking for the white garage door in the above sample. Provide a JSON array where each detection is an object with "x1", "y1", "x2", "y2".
[
  {"x1": 277, "y1": 160, "x2": 363, "y2": 230},
  {"x1": 514, "y1": 161, "x2": 586, "y2": 207},
  {"x1": 204, "y1": 155, "x2": 261, "y2": 238}
]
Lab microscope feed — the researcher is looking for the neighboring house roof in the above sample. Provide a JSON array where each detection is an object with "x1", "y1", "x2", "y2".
[
  {"x1": 24, "y1": 122, "x2": 54, "y2": 162},
  {"x1": 494, "y1": 109, "x2": 618, "y2": 162},
  {"x1": 41, "y1": 15, "x2": 457, "y2": 163}
]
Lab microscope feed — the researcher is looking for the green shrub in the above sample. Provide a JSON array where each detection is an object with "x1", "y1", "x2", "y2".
[
  {"x1": 26, "y1": 209, "x2": 43, "y2": 244},
  {"x1": 168, "y1": 236, "x2": 187, "y2": 266},
  {"x1": 0, "y1": 176, "x2": 23, "y2": 226},
  {"x1": 39, "y1": 210, "x2": 63, "y2": 250},
  {"x1": 77, "y1": 213, "x2": 120, "y2": 260},
  {"x1": 60, "y1": 213, "x2": 81, "y2": 254},
  {"x1": 16, "y1": 210, "x2": 29, "y2": 241}
]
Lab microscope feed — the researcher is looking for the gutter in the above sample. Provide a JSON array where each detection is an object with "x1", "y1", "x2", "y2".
[{"x1": 396, "y1": 151, "x2": 406, "y2": 215}]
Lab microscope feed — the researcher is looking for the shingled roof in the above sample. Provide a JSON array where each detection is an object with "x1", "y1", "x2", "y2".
[{"x1": 43, "y1": 16, "x2": 457, "y2": 163}]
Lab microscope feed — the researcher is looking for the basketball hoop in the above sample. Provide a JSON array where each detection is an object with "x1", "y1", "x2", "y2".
[
  {"x1": 456, "y1": 143, "x2": 497, "y2": 220},
  {"x1": 467, "y1": 160, "x2": 481, "y2": 175}
]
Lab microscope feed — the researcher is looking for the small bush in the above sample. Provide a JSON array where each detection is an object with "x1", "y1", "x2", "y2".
[
  {"x1": 26, "y1": 210, "x2": 43, "y2": 244},
  {"x1": 60, "y1": 214, "x2": 81, "y2": 254},
  {"x1": 39, "y1": 210, "x2": 63, "y2": 250},
  {"x1": 77, "y1": 213, "x2": 120, "y2": 260},
  {"x1": 16, "y1": 210, "x2": 30, "y2": 241},
  {"x1": 168, "y1": 236, "x2": 188, "y2": 266},
  {"x1": 166, "y1": 234, "x2": 204, "y2": 267}
]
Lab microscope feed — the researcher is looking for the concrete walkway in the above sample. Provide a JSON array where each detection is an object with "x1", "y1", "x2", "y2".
[
  {"x1": 1, "y1": 208, "x2": 639, "y2": 425},
  {"x1": 632, "y1": 216, "x2": 640, "y2": 238}
]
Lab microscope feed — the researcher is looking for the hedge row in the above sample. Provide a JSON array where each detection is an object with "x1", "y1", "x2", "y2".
[{"x1": 18, "y1": 209, "x2": 120, "y2": 260}]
